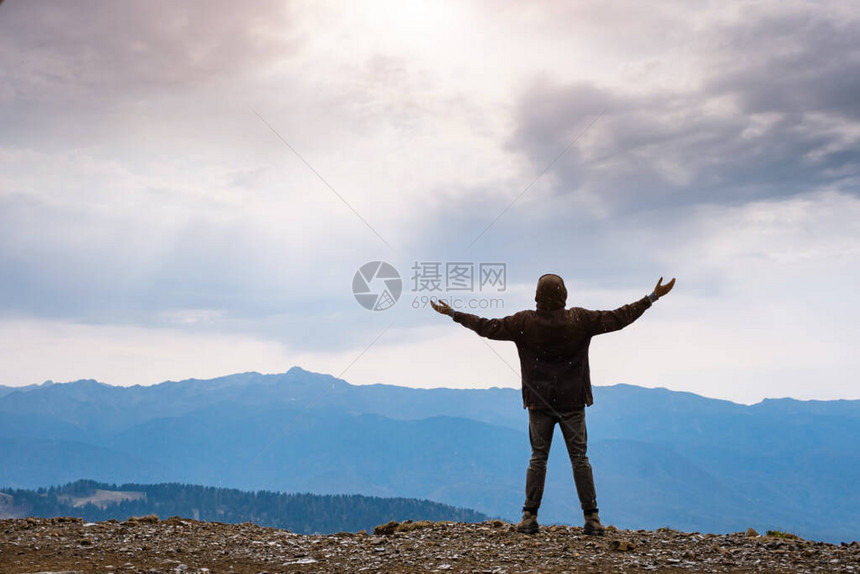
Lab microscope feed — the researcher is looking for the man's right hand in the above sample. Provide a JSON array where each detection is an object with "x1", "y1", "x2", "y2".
[
  {"x1": 430, "y1": 299, "x2": 454, "y2": 316},
  {"x1": 653, "y1": 277, "x2": 676, "y2": 299}
]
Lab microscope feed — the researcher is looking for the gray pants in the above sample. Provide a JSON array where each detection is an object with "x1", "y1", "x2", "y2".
[{"x1": 523, "y1": 407, "x2": 597, "y2": 513}]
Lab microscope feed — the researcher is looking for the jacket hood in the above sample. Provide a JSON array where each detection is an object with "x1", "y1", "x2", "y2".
[{"x1": 535, "y1": 273, "x2": 567, "y2": 312}]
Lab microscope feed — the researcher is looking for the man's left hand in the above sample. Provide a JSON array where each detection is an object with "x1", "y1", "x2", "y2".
[{"x1": 653, "y1": 277, "x2": 676, "y2": 299}]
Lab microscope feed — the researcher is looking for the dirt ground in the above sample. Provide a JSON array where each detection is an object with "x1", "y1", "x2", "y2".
[{"x1": 1, "y1": 516, "x2": 857, "y2": 573}]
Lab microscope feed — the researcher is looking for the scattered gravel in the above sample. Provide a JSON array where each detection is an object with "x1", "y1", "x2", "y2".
[{"x1": 1, "y1": 516, "x2": 857, "y2": 573}]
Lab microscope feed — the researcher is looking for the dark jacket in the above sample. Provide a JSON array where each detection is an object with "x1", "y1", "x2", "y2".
[{"x1": 450, "y1": 274, "x2": 651, "y2": 409}]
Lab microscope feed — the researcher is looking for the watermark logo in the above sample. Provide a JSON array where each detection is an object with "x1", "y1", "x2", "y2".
[
  {"x1": 352, "y1": 261, "x2": 403, "y2": 311},
  {"x1": 354, "y1": 260, "x2": 507, "y2": 311}
]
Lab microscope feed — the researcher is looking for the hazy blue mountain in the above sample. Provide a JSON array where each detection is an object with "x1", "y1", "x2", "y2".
[
  {"x1": 0, "y1": 381, "x2": 52, "y2": 398},
  {"x1": 0, "y1": 368, "x2": 525, "y2": 435},
  {"x1": 0, "y1": 435, "x2": 170, "y2": 487},
  {"x1": 0, "y1": 367, "x2": 857, "y2": 543}
]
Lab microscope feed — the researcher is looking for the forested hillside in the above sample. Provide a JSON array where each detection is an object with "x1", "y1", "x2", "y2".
[{"x1": 1, "y1": 480, "x2": 489, "y2": 535}]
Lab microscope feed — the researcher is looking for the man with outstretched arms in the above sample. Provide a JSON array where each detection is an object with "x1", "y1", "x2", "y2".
[{"x1": 431, "y1": 274, "x2": 675, "y2": 535}]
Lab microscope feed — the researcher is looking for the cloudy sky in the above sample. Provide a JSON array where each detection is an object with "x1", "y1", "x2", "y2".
[{"x1": 1, "y1": 0, "x2": 858, "y2": 403}]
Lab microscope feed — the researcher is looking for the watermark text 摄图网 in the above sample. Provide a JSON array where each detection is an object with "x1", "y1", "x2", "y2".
[{"x1": 411, "y1": 261, "x2": 506, "y2": 293}]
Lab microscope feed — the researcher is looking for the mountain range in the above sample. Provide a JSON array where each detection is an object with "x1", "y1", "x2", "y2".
[{"x1": 1, "y1": 367, "x2": 857, "y2": 542}]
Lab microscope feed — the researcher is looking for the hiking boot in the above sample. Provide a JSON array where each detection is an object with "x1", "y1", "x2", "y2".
[
  {"x1": 583, "y1": 510, "x2": 605, "y2": 536},
  {"x1": 516, "y1": 510, "x2": 539, "y2": 534}
]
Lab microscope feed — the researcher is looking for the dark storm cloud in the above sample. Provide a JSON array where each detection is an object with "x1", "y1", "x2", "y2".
[
  {"x1": 508, "y1": 11, "x2": 860, "y2": 214},
  {"x1": 708, "y1": 12, "x2": 860, "y2": 118}
]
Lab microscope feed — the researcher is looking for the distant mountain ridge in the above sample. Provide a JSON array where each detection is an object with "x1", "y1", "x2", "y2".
[
  {"x1": 1, "y1": 367, "x2": 858, "y2": 543},
  {"x1": 0, "y1": 368, "x2": 524, "y2": 433}
]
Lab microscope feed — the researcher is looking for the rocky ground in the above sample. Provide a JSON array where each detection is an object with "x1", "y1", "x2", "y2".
[{"x1": 1, "y1": 516, "x2": 857, "y2": 573}]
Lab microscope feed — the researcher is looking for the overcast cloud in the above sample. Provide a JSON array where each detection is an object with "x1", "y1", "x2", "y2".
[{"x1": 1, "y1": 0, "x2": 858, "y2": 404}]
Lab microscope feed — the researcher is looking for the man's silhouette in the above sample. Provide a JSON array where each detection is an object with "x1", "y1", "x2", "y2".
[{"x1": 431, "y1": 274, "x2": 675, "y2": 535}]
